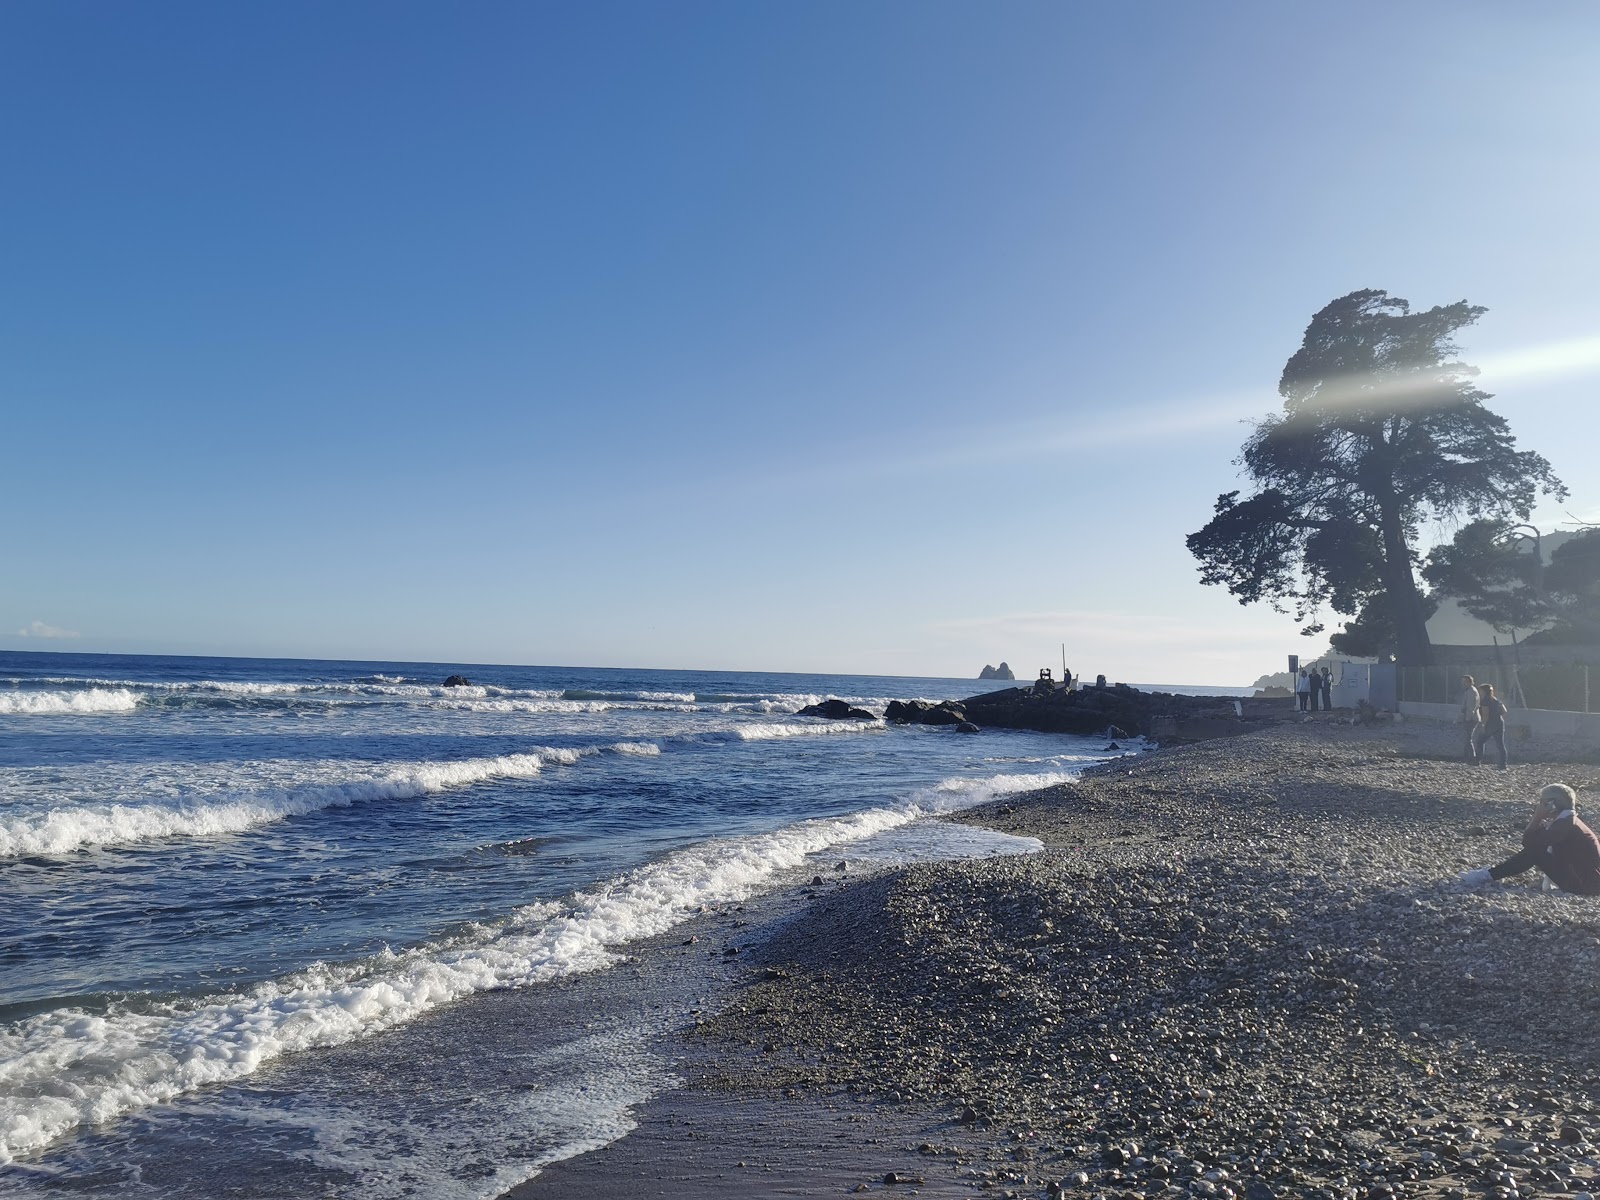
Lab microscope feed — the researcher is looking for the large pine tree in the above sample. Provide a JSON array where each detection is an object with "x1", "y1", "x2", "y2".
[{"x1": 1187, "y1": 289, "x2": 1565, "y2": 664}]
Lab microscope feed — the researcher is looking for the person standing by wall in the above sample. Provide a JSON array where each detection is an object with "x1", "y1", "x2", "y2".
[
  {"x1": 1473, "y1": 682, "x2": 1509, "y2": 769},
  {"x1": 1319, "y1": 665, "x2": 1333, "y2": 710},
  {"x1": 1458, "y1": 674, "x2": 1481, "y2": 762},
  {"x1": 1296, "y1": 669, "x2": 1311, "y2": 712}
]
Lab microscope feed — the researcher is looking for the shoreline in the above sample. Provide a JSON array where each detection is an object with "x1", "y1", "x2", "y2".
[{"x1": 512, "y1": 720, "x2": 1600, "y2": 1198}]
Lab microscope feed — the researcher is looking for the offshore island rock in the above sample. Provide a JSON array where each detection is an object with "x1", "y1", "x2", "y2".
[
  {"x1": 884, "y1": 699, "x2": 967, "y2": 726},
  {"x1": 977, "y1": 662, "x2": 1015, "y2": 681},
  {"x1": 442, "y1": 675, "x2": 473, "y2": 687},
  {"x1": 797, "y1": 698, "x2": 876, "y2": 721}
]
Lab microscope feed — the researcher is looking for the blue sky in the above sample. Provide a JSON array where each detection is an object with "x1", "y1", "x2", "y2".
[{"x1": 4, "y1": 1, "x2": 1597, "y2": 684}]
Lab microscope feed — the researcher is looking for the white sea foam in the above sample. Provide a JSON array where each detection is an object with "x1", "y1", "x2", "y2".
[
  {"x1": 736, "y1": 720, "x2": 886, "y2": 740},
  {"x1": 0, "y1": 689, "x2": 140, "y2": 715},
  {"x1": 0, "y1": 753, "x2": 545, "y2": 858},
  {"x1": 0, "y1": 741, "x2": 663, "y2": 860},
  {"x1": 243, "y1": 1024, "x2": 674, "y2": 1198},
  {"x1": 0, "y1": 774, "x2": 1030, "y2": 1164}
]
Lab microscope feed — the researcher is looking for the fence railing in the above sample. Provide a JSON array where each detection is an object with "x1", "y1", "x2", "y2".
[{"x1": 1397, "y1": 663, "x2": 1593, "y2": 713}]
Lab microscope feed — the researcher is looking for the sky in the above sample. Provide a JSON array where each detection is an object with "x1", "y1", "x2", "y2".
[{"x1": 3, "y1": 1, "x2": 1598, "y2": 685}]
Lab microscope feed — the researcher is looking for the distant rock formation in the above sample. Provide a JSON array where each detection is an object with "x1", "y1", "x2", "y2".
[
  {"x1": 797, "y1": 698, "x2": 876, "y2": 721},
  {"x1": 978, "y1": 662, "x2": 1015, "y2": 680},
  {"x1": 885, "y1": 699, "x2": 968, "y2": 726},
  {"x1": 442, "y1": 675, "x2": 473, "y2": 687}
]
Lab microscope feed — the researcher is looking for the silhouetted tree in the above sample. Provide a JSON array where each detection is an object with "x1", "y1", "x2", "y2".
[
  {"x1": 1422, "y1": 519, "x2": 1547, "y2": 634},
  {"x1": 1425, "y1": 522, "x2": 1600, "y2": 643},
  {"x1": 1187, "y1": 290, "x2": 1565, "y2": 664}
]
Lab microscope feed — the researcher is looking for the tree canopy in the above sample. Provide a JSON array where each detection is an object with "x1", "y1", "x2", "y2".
[
  {"x1": 1425, "y1": 522, "x2": 1600, "y2": 644},
  {"x1": 1187, "y1": 289, "x2": 1565, "y2": 664}
]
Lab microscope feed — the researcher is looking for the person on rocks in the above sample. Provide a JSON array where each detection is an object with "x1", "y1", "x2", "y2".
[
  {"x1": 1458, "y1": 674, "x2": 1481, "y2": 762},
  {"x1": 1473, "y1": 682, "x2": 1510, "y2": 769},
  {"x1": 1460, "y1": 784, "x2": 1600, "y2": 894}
]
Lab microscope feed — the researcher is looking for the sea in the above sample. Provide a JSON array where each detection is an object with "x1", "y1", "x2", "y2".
[{"x1": 0, "y1": 651, "x2": 1248, "y2": 1196}]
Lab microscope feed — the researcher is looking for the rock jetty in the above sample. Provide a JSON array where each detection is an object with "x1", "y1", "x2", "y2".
[{"x1": 960, "y1": 682, "x2": 1257, "y2": 738}]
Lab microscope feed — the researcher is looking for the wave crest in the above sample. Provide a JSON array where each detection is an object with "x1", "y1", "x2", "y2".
[{"x1": 0, "y1": 689, "x2": 140, "y2": 715}]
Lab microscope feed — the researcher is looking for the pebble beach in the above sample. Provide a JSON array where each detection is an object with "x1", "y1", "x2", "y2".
[{"x1": 650, "y1": 721, "x2": 1600, "y2": 1200}]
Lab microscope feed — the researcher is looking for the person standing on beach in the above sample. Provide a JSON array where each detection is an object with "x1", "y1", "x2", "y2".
[
  {"x1": 1296, "y1": 668, "x2": 1311, "y2": 712},
  {"x1": 1460, "y1": 784, "x2": 1600, "y2": 894},
  {"x1": 1319, "y1": 665, "x2": 1333, "y2": 710},
  {"x1": 1458, "y1": 674, "x2": 1481, "y2": 761},
  {"x1": 1473, "y1": 682, "x2": 1509, "y2": 769}
]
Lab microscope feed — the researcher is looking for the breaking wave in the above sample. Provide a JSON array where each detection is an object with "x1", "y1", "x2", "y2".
[
  {"x1": 0, "y1": 689, "x2": 140, "y2": 715},
  {"x1": 0, "y1": 767, "x2": 1054, "y2": 1165},
  {"x1": 735, "y1": 720, "x2": 886, "y2": 740},
  {"x1": 0, "y1": 743, "x2": 658, "y2": 859}
]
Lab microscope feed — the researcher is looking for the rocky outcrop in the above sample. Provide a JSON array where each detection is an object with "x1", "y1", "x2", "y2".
[
  {"x1": 960, "y1": 683, "x2": 1258, "y2": 738},
  {"x1": 442, "y1": 675, "x2": 473, "y2": 687},
  {"x1": 797, "y1": 699, "x2": 876, "y2": 721},
  {"x1": 978, "y1": 662, "x2": 1016, "y2": 681},
  {"x1": 884, "y1": 699, "x2": 968, "y2": 726}
]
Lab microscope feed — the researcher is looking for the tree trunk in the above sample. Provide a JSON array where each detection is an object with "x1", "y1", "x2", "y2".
[{"x1": 1379, "y1": 505, "x2": 1434, "y2": 666}]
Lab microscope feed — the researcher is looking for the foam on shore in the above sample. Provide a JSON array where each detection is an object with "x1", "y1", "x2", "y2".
[{"x1": 0, "y1": 767, "x2": 1070, "y2": 1166}]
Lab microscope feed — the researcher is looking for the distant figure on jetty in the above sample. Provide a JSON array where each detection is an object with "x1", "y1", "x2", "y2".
[
  {"x1": 1473, "y1": 682, "x2": 1510, "y2": 769},
  {"x1": 1460, "y1": 784, "x2": 1600, "y2": 895},
  {"x1": 1458, "y1": 674, "x2": 1481, "y2": 761}
]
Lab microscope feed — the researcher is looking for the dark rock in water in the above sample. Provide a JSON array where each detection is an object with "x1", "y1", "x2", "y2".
[
  {"x1": 955, "y1": 721, "x2": 981, "y2": 733},
  {"x1": 797, "y1": 698, "x2": 875, "y2": 721},
  {"x1": 884, "y1": 699, "x2": 967, "y2": 726},
  {"x1": 1105, "y1": 741, "x2": 1121, "y2": 750},
  {"x1": 442, "y1": 675, "x2": 473, "y2": 687},
  {"x1": 978, "y1": 661, "x2": 1016, "y2": 681}
]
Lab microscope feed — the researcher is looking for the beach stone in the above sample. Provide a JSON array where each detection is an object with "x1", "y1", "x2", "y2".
[
  {"x1": 798, "y1": 699, "x2": 875, "y2": 720},
  {"x1": 885, "y1": 699, "x2": 968, "y2": 725}
]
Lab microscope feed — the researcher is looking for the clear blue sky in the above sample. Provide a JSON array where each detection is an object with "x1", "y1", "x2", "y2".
[{"x1": 4, "y1": 1, "x2": 1597, "y2": 683}]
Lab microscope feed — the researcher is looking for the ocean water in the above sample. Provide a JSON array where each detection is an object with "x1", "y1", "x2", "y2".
[{"x1": 0, "y1": 651, "x2": 1173, "y2": 1196}]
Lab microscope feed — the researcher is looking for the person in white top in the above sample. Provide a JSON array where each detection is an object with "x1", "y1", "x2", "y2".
[
  {"x1": 1295, "y1": 669, "x2": 1312, "y2": 712},
  {"x1": 1458, "y1": 674, "x2": 1481, "y2": 762}
]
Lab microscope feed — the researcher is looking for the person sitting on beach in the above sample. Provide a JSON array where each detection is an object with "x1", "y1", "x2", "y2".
[
  {"x1": 1473, "y1": 682, "x2": 1509, "y2": 770},
  {"x1": 1458, "y1": 674, "x2": 1480, "y2": 761},
  {"x1": 1459, "y1": 784, "x2": 1600, "y2": 894}
]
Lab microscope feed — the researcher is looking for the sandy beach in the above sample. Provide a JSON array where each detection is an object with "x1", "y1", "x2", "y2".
[{"x1": 515, "y1": 718, "x2": 1600, "y2": 1199}]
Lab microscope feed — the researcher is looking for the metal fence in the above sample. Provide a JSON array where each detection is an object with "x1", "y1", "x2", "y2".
[{"x1": 1397, "y1": 663, "x2": 1593, "y2": 713}]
